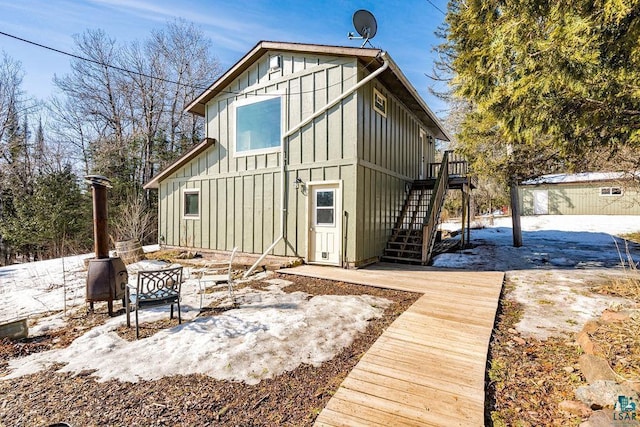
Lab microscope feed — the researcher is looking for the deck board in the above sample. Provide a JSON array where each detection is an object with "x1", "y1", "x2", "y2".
[{"x1": 279, "y1": 263, "x2": 504, "y2": 426}]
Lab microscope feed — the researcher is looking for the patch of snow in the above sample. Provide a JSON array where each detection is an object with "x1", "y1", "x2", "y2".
[
  {"x1": 5, "y1": 288, "x2": 390, "y2": 384},
  {"x1": 507, "y1": 269, "x2": 631, "y2": 339},
  {"x1": 437, "y1": 215, "x2": 640, "y2": 339},
  {"x1": 432, "y1": 253, "x2": 480, "y2": 268}
]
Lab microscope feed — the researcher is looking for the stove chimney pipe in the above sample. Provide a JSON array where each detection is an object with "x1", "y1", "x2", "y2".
[{"x1": 85, "y1": 175, "x2": 112, "y2": 258}]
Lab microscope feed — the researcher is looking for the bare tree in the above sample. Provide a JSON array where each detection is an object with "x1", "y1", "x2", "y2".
[
  {"x1": 0, "y1": 52, "x2": 24, "y2": 145},
  {"x1": 52, "y1": 20, "x2": 221, "y2": 194},
  {"x1": 48, "y1": 96, "x2": 93, "y2": 175},
  {"x1": 149, "y1": 20, "x2": 221, "y2": 151}
]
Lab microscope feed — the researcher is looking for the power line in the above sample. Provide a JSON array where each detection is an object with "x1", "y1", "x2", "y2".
[
  {"x1": 425, "y1": 0, "x2": 446, "y2": 16},
  {"x1": 0, "y1": 30, "x2": 210, "y2": 90},
  {"x1": 0, "y1": 30, "x2": 379, "y2": 98}
]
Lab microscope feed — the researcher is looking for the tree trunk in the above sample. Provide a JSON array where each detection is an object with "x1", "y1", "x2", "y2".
[{"x1": 510, "y1": 182, "x2": 522, "y2": 247}]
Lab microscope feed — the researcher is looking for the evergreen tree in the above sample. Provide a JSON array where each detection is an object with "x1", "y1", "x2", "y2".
[
  {"x1": 30, "y1": 167, "x2": 91, "y2": 257},
  {"x1": 437, "y1": 0, "x2": 640, "y2": 181}
]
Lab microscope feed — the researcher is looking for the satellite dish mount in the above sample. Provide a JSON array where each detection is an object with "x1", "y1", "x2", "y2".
[{"x1": 348, "y1": 9, "x2": 378, "y2": 48}]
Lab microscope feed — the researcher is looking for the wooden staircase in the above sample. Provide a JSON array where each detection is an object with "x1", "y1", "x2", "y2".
[{"x1": 382, "y1": 152, "x2": 450, "y2": 265}]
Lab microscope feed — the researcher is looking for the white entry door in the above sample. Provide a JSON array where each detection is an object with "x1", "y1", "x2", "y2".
[
  {"x1": 308, "y1": 182, "x2": 341, "y2": 265},
  {"x1": 533, "y1": 190, "x2": 549, "y2": 215}
]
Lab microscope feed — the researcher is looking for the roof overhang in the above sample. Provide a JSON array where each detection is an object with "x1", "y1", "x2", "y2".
[
  {"x1": 377, "y1": 55, "x2": 451, "y2": 141},
  {"x1": 143, "y1": 138, "x2": 216, "y2": 190},
  {"x1": 186, "y1": 41, "x2": 450, "y2": 141},
  {"x1": 520, "y1": 171, "x2": 639, "y2": 186}
]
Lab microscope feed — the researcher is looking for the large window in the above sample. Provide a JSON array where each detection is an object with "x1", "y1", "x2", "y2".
[
  {"x1": 235, "y1": 95, "x2": 282, "y2": 156},
  {"x1": 183, "y1": 189, "x2": 200, "y2": 218}
]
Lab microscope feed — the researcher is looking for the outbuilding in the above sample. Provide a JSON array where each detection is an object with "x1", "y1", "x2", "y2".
[{"x1": 519, "y1": 172, "x2": 640, "y2": 215}]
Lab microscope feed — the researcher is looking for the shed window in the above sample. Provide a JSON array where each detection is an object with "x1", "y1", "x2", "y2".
[
  {"x1": 235, "y1": 95, "x2": 281, "y2": 156},
  {"x1": 600, "y1": 187, "x2": 623, "y2": 196},
  {"x1": 183, "y1": 190, "x2": 200, "y2": 218},
  {"x1": 373, "y1": 87, "x2": 387, "y2": 117}
]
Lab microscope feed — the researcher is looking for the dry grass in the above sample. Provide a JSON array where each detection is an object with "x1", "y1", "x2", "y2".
[
  {"x1": 586, "y1": 239, "x2": 640, "y2": 390},
  {"x1": 486, "y1": 289, "x2": 584, "y2": 427},
  {"x1": 589, "y1": 314, "x2": 640, "y2": 382},
  {"x1": 593, "y1": 239, "x2": 640, "y2": 301},
  {"x1": 144, "y1": 249, "x2": 184, "y2": 261},
  {"x1": 621, "y1": 232, "x2": 640, "y2": 244},
  {"x1": 594, "y1": 276, "x2": 640, "y2": 301}
]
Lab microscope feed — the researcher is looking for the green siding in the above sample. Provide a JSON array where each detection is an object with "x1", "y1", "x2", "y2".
[
  {"x1": 519, "y1": 183, "x2": 640, "y2": 215},
  {"x1": 353, "y1": 69, "x2": 437, "y2": 264},
  {"x1": 160, "y1": 52, "x2": 359, "y2": 259},
  {"x1": 157, "y1": 50, "x2": 438, "y2": 266}
]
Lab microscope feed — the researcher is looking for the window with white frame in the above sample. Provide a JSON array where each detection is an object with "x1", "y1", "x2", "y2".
[
  {"x1": 600, "y1": 186, "x2": 623, "y2": 196},
  {"x1": 373, "y1": 87, "x2": 387, "y2": 117},
  {"x1": 183, "y1": 189, "x2": 200, "y2": 218},
  {"x1": 234, "y1": 95, "x2": 282, "y2": 156},
  {"x1": 315, "y1": 190, "x2": 335, "y2": 225}
]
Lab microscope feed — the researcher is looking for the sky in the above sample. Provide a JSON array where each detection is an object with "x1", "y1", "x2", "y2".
[
  {"x1": 0, "y1": 0, "x2": 451, "y2": 116},
  {"x1": 2, "y1": 214, "x2": 639, "y2": 381}
]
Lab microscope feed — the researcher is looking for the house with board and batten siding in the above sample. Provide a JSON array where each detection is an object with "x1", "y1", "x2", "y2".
[{"x1": 144, "y1": 41, "x2": 473, "y2": 270}]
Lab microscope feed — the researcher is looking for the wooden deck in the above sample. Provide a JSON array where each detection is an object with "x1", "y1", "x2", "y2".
[{"x1": 278, "y1": 263, "x2": 504, "y2": 426}]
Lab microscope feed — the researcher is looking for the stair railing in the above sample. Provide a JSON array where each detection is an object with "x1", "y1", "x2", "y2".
[{"x1": 421, "y1": 151, "x2": 450, "y2": 264}]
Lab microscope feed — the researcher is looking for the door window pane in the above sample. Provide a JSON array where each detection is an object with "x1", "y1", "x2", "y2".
[
  {"x1": 317, "y1": 191, "x2": 334, "y2": 207},
  {"x1": 316, "y1": 208, "x2": 334, "y2": 224}
]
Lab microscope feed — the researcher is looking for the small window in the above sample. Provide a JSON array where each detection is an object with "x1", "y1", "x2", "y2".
[
  {"x1": 600, "y1": 187, "x2": 623, "y2": 196},
  {"x1": 235, "y1": 95, "x2": 282, "y2": 156},
  {"x1": 269, "y1": 55, "x2": 281, "y2": 72},
  {"x1": 373, "y1": 87, "x2": 387, "y2": 117},
  {"x1": 183, "y1": 189, "x2": 200, "y2": 218},
  {"x1": 315, "y1": 190, "x2": 335, "y2": 225}
]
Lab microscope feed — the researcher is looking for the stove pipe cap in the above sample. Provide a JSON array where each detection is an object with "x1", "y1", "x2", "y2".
[{"x1": 84, "y1": 175, "x2": 112, "y2": 188}]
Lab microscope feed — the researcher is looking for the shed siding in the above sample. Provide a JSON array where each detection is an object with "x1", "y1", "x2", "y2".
[
  {"x1": 519, "y1": 183, "x2": 640, "y2": 215},
  {"x1": 353, "y1": 72, "x2": 436, "y2": 263},
  {"x1": 159, "y1": 52, "x2": 360, "y2": 259}
]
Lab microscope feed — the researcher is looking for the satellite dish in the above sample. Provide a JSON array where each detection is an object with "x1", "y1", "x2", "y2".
[{"x1": 348, "y1": 9, "x2": 377, "y2": 47}]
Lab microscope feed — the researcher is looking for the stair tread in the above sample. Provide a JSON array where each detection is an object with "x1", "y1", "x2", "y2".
[
  {"x1": 387, "y1": 241, "x2": 422, "y2": 246},
  {"x1": 387, "y1": 174, "x2": 449, "y2": 265},
  {"x1": 380, "y1": 255, "x2": 423, "y2": 263},
  {"x1": 385, "y1": 249, "x2": 422, "y2": 255}
]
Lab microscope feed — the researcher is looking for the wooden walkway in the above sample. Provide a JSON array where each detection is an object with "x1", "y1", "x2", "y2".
[{"x1": 279, "y1": 263, "x2": 504, "y2": 426}]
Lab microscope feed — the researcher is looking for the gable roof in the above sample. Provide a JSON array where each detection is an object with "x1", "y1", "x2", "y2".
[
  {"x1": 143, "y1": 138, "x2": 215, "y2": 189},
  {"x1": 186, "y1": 40, "x2": 450, "y2": 141}
]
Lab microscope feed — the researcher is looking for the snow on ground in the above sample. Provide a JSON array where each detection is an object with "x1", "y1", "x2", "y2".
[
  {"x1": 0, "y1": 252, "x2": 92, "y2": 324},
  {"x1": 0, "y1": 245, "x2": 161, "y2": 325},
  {"x1": 0, "y1": 249, "x2": 390, "y2": 384},
  {"x1": 2, "y1": 215, "x2": 640, "y2": 381},
  {"x1": 435, "y1": 215, "x2": 640, "y2": 339},
  {"x1": 5, "y1": 279, "x2": 389, "y2": 384}
]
